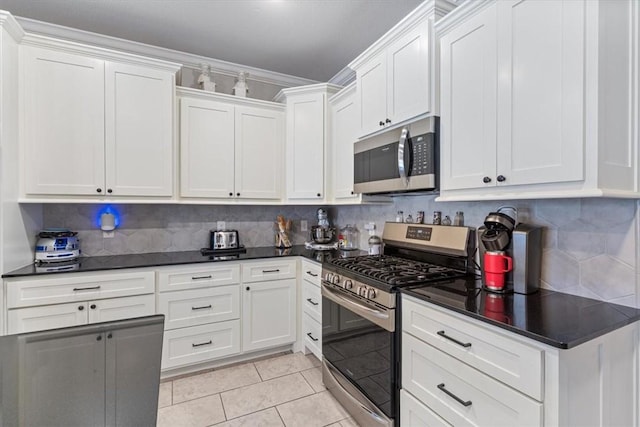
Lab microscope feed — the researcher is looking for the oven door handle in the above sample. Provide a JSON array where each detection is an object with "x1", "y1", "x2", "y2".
[
  {"x1": 322, "y1": 283, "x2": 394, "y2": 332},
  {"x1": 397, "y1": 126, "x2": 411, "y2": 186}
]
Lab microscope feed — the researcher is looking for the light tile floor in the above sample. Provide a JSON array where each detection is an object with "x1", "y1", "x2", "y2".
[{"x1": 157, "y1": 352, "x2": 360, "y2": 427}]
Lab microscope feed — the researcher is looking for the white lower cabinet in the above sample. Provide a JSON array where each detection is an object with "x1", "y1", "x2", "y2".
[
  {"x1": 300, "y1": 259, "x2": 322, "y2": 359},
  {"x1": 158, "y1": 285, "x2": 240, "y2": 330},
  {"x1": 400, "y1": 294, "x2": 640, "y2": 427},
  {"x1": 242, "y1": 277, "x2": 297, "y2": 352}
]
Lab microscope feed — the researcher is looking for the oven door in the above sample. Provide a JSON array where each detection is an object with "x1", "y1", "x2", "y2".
[{"x1": 321, "y1": 282, "x2": 396, "y2": 427}]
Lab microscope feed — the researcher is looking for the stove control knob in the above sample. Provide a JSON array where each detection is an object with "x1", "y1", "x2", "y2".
[
  {"x1": 367, "y1": 288, "x2": 377, "y2": 299},
  {"x1": 332, "y1": 275, "x2": 341, "y2": 285},
  {"x1": 357, "y1": 286, "x2": 366, "y2": 296},
  {"x1": 343, "y1": 279, "x2": 353, "y2": 290},
  {"x1": 325, "y1": 273, "x2": 333, "y2": 282}
]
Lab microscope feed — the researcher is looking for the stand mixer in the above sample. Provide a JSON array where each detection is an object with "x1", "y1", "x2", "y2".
[{"x1": 305, "y1": 208, "x2": 338, "y2": 250}]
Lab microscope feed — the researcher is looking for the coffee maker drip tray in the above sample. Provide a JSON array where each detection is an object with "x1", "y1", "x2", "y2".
[{"x1": 305, "y1": 241, "x2": 338, "y2": 251}]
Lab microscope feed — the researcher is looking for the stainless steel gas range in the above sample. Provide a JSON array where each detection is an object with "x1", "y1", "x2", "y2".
[{"x1": 321, "y1": 222, "x2": 476, "y2": 427}]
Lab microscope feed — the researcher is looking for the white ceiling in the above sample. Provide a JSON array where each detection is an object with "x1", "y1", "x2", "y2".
[{"x1": 0, "y1": 0, "x2": 426, "y2": 82}]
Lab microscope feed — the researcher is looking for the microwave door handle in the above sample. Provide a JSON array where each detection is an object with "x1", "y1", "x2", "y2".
[{"x1": 397, "y1": 127, "x2": 410, "y2": 186}]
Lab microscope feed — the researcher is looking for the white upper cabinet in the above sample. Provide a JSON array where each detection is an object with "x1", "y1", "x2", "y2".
[
  {"x1": 275, "y1": 84, "x2": 341, "y2": 202},
  {"x1": 329, "y1": 84, "x2": 359, "y2": 201},
  {"x1": 20, "y1": 37, "x2": 180, "y2": 199},
  {"x1": 178, "y1": 88, "x2": 285, "y2": 202},
  {"x1": 350, "y1": 1, "x2": 457, "y2": 138},
  {"x1": 105, "y1": 62, "x2": 174, "y2": 196},
  {"x1": 22, "y1": 47, "x2": 105, "y2": 196},
  {"x1": 437, "y1": 0, "x2": 639, "y2": 200}
]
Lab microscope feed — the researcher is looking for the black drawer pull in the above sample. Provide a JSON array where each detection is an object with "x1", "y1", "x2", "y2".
[
  {"x1": 437, "y1": 330, "x2": 472, "y2": 348},
  {"x1": 192, "y1": 340, "x2": 213, "y2": 348},
  {"x1": 262, "y1": 269, "x2": 280, "y2": 273},
  {"x1": 306, "y1": 332, "x2": 319, "y2": 342},
  {"x1": 192, "y1": 305, "x2": 212, "y2": 310},
  {"x1": 437, "y1": 383, "x2": 472, "y2": 407},
  {"x1": 73, "y1": 286, "x2": 101, "y2": 291},
  {"x1": 191, "y1": 275, "x2": 212, "y2": 280},
  {"x1": 306, "y1": 298, "x2": 319, "y2": 306},
  {"x1": 306, "y1": 271, "x2": 318, "y2": 277}
]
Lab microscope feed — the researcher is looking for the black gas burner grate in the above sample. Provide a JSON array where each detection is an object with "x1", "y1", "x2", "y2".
[{"x1": 328, "y1": 255, "x2": 465, "y2": 286}]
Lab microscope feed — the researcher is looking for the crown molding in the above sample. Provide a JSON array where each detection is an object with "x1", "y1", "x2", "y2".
[
  {"x1": 177, "y1": 86, "x2": 286, "y2": 111},
  {"x1": 348, "y1": 0, "x2": 458, "y2": 71},
  {"x1": 0, "y1": 10, "x2": 24, "y2": 43},
  {"x1": 329, "y1": 66, "x2": 356, "y2": 86},
  {"x1": 273, "y1": 82, "x2": 343, "y2": 103},
  {"x1": 328, "y1": 81, "x2": 356, "y2": 105},
  {"x1": 15, "y1": 16, "x2": 318, "y2": 88},
  {"x1": 434, "y1": 0, "x2": 494, "y2": 37}
]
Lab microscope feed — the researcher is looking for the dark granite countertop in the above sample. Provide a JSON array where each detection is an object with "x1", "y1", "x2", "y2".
[
  {"x1": 2, "y1": 246, "x2": 366, "y2": 278},
  {"x1": 400, "y1": 277, "x2": 640, "y2": 349}
]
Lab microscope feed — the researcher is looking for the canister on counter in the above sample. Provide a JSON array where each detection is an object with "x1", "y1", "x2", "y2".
[
  {"x1": 417, "y1": 211, "x2": 425, "y2": 224},
  {"x1": 368, "y1": 235, "x2": 382, "y2": 255},
  {"x1": 432, "y1": 211, "x2": 442, "y2": 225}
]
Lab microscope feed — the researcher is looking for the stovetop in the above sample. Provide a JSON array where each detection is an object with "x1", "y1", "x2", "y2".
[{"x1": 326, "y1": 254, "x2": 468, "y2": 291}]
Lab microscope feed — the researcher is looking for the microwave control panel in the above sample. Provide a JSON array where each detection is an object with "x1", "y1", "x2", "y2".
[{"x1": 410, "y1": 133, "x2": 434, "y2": 176}]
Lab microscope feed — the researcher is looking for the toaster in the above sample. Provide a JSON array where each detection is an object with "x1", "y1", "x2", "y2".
[
  {"x1": 35, "y1": 229, "x2": 80, "y2": 263},
  {"x1": 210, "y1": 230, "x2": 240, "y2": 250}
]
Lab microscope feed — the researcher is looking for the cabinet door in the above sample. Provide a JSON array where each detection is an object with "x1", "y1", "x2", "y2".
[
  {"x1": 331, "y1": 87, "x2": 360, "y2": 200},
  {"x1": 496, "y1": 0, "x2": 585, "y2": 186},
  {"x1": 87, "y1": 294, "x2": 155, "y2": 324},
  {"x1": 180, "y1": 97, "x2": 235, "y2": 198},
  {"x1": 8, "y1": 302, "x2": 88, "y2": 334},
  {"x1": 20, "y1": 328, "x2": 105, "y2": 426},
  {"x1": 22, "y1": 47, "x2": 105, "y2": 196},
  {"x1": 235, "y1": 106, "x2": 284, "y2": 199},
  {"x1": 387, "y1": 20, "x2": 431, "y2": 125},
  {"x1": 440, "y1": 4, "x2": 498, "y2": 191},
  {"x1": 242, "y1": 279, "x2": 296, "y2": 352},
  {"x1": 105, "y1": 62, "x2": 174, "y2": 196},
  {"x1": 357, "y1": 53, "x2": 388, "y2": 136},
  {"x1": 286, "y1": 93, "x2": 325, "y2": 200}
]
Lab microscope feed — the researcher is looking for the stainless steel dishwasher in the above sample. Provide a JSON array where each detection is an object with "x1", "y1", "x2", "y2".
[{"x1": 0, "y1": 315, "x2": 165, "y2": 427}]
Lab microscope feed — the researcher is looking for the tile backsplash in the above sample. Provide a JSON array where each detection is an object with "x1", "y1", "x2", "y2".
[{"x1": 43, "y1": 197, "x2": 639, "y2": 308}]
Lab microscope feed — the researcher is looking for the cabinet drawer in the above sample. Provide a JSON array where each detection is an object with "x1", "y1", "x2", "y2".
[
  {"x1": 241, "y1": 259, "x2": 296, "y2": 283},
  {"x1": 402, "y1": 332, "x2": 542, "y2": 427},
  {"x1": 401, "y1": 389, "x2": 452, "y2": 427},
  {"x1": 158, "y1": 285, "x2": 240, "y2": 330},
  {"x1": 157, "y1": 264, "x2": 240, "y2": 292},
  {"x1": 87, "y1": 294, "x2": 155, "y2": 324},
  {"x1": 6, "y1": 271, "x2": 155, "y2": 308},
  {"x1": 302, "y1": 280, "x2": 321, "y2": 322},
  {"x1": 402, "y1": 296, "x2": 543, "y2": 400},
  {"x1": 302, "y1": 312, "x2": 322, "y2": 360},
  {"x1": 8, "y1": 302, "x2": 87, "y2": 334},
  {"x1": 301, "y1": 260, "x2": 321, "y2": 286},
  {"x1": 161, "y1": 320, "x2": 240, "y2": 370}
]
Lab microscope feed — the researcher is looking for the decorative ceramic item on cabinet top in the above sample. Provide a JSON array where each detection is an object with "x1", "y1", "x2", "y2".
[
  {"x1": 197, "y1": 64, "x2": 216, "y2": 92},
  {"x1": 233, "y1": 71, "x2": 249, "y2": 97}
]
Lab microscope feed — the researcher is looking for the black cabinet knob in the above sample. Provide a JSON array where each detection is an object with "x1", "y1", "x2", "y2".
[
  {"x1": 236, "y1": 192, "x2": 240, "y2": 197},
  {"x1": 351, "y1": 191, "x2": 354, "y2": 195},
  {"x1": 246, "y1": 286, "x2": 250, "y2": 291},
  {"x1": 90, "y1": 304, "x2": 96, "y2": 309},
  {"x1": 96, "y1": 335, "x2": 102, "y2": 341},
  {"x1": 107, "y1": 189, "x2": 113, "y2": 194},
  {"x1": 107, "y1": 333, "x2": 112, "y2": 339},
  {"x1": 96, "y1": 188, "x2": 102, "y2": 193},
  {"x1": 385, "y1": 118, "x2": 391, "y2": 124},
  {"x1": 379, "y1": 121, "x2": 385, "y2": 126},
  {"x1": 317, "y1": 193, "x2": 321, "y2": 197},
  {"x1": 482, "y1": 176, "x2": 492, "y2": 183},
  {"x1": 497, "y1": 175, "x2": 506, "y2": 182},
  {"x1": 78, "y1": 305, "x2": 84, "y2": 311},
  {"x1": 229, "y1": 192, "x2": 233, "y2": 197}
]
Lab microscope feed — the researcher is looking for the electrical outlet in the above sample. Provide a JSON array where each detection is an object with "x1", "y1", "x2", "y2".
[
  {"x1": 301, "y1": 220, "x2": 308, "y2": 232},
  {"x1": 217, "y1": 221, "x2": 226, "y2": 230},
  {"x1": 102, "y1": 231, "x2": 114, "y2": 239}
]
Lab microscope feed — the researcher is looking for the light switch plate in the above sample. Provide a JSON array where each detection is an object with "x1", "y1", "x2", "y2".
[
  {"x1": 301, "y1": 220, "x2": 308, "y2": 232},
  {"x1": 217, "y1": 221, "x2": 226, "y2": 230},
  {"x1": 103, "y1": 231, "x2": 114, "y2": 239}
]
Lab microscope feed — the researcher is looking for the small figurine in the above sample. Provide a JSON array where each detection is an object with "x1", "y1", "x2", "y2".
[
  {"x1": 197, "y1": 64, "x2": 216, "y2": 92},
  {"x1": 233, "y1": 71, "x2": 249, "y2": 97}
]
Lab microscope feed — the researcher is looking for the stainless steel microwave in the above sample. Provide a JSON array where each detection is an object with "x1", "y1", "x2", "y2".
[{"x1": 354, "y1": 117, "x2": 438, "y2": 195}]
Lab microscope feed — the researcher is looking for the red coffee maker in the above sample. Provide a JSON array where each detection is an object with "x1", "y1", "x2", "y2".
[{"x1": 478, "y1": 207, "x2": 542, "y2": 294}]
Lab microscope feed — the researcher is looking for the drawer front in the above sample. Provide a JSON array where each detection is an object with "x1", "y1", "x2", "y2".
[
  {"x1": 302, "y1": 312, "x2": 322, "y2": 360},
  {"x1": 6, "y1": 271, "x2": 155, "y2": 308},
  {"x1": 402, "y1": 332, "x2": 542, "y2": 427},
  {"x1": 402, "y1": 296, "x2": 543, "y2": 400},
  {"x1": 161, "y1": 320, "x2": 241, "y2": 370},
  {"x1": 87, "y1": 294, "x2": 156, "y2": 324},
  {"x1": 241, "y1": 259, "x2": 296, "y2": 283},
  {"x1": 302, "y1": 280, "x2": 321, "y2": 322},
  {"x1": 157, "y1": 264, "x2": 240, "y2": 292},
  {"x1": 301, "y1": 260, "x2": 321, "y2": 286},
  {"x1": 8, "y1": 302, "x2": 88, "y2": 334},
  {"x1": 158, "y1": 285, "x2": 240, "y2": 330},
  {"x1": 401, "y1": 389, "x2": 452, "y2": 427}
]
